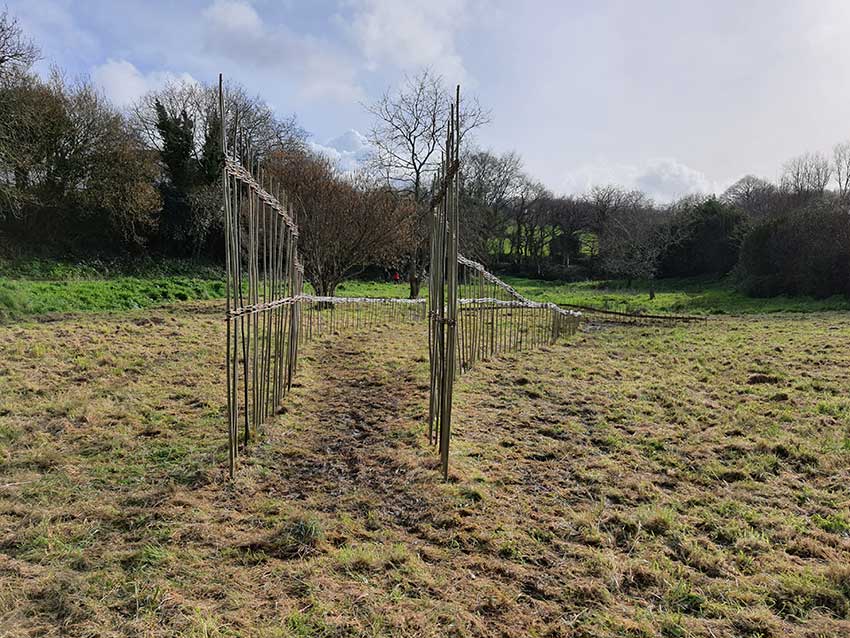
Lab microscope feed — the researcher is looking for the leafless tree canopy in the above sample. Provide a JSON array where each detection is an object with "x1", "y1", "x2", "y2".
[
  {"x1": 833, "y1": 142, "x2": 850, "y2": 202},
  {"x1": 268, "y1": 150, "x2": 411, "y2": 297},
  {"x1": 366, "y1": 68, "x2": 488, "y2": 202},
  {"x1": 460, "y1": 148, "x2": 524, "y2": 259},
  {"x1": 599, "y1": 203, "x2": 686, "y2": 296},
  {"x1": 365, "y1": 69, "x2": 489, "y2": 297},
  {"x1": 0, "y1": 9, "x2": 39, "y2": 80},
  {"x1": 780, "y1": 151, "x2": 832, "y2": 197},
  {"x1": 721, "y1": 175, "x2": 778, "y2": 218},
  {"x1": 133, "y1": 79, "x2": 307, "y2": 159}
]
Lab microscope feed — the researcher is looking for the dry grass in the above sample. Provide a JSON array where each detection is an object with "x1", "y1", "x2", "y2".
[{"x1": 1, "y1": 304, "x2": 849, "y2": 636}]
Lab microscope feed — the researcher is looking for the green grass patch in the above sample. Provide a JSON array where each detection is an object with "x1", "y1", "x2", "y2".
[
  {"x1": 0, "y1": 277, "x2": 226, "y2": 321},
  {"x1": 500, "y1": 276, "x2": 850, "y2": 315},
  {"x1": 319, "y1": 275, "x2": 850, "y2": 315},
  {"x1": 4, "y1": 256, "x2": 849, "y2": 321}
]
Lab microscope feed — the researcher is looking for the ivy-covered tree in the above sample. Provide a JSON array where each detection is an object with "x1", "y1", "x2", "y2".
[
  {"x1": 154, "y1": 100, "x2": 196, "y2": 253},
  {"x1": 199, "y1": 110, "x2": 223, "y2": 186}
]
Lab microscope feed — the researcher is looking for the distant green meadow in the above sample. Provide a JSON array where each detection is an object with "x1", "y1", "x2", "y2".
[
  {"x1": 325, "y1": 277, "x2": 850, "y2": 315},
  {"x1": 2, "y1": 258, "x2": 848, "y2": 322},
  {"x1": 0, "y1": 277, "x2": 226, "y2": 322}
]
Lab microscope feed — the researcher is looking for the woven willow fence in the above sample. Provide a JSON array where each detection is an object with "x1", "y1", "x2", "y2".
[
  {"x1": 428, "y1": 252, "x2": 581, "y2": 479},
  {"x1": 427, "y1": 87, "x2": 582, "y2": 478},
  {"x1": 220, "y1": 77, "x2": 580, "y2": 478},
  {"x1": 456, "y1": 254, "x2": 581, "y2": 370},
  {"x1": 219, "y1": 77, "x2": 428, "y2": 476},
  {"x1": 299, "y1": 296, "x2": 426, "y2": 340},
  {"x1": 220, "y1": 78, "x2": 304, "y2": 477}
]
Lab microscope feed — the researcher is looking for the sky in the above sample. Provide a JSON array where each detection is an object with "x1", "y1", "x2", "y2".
[{"x1": 11, "y1": 0, "x2": 850, "y2": 202}]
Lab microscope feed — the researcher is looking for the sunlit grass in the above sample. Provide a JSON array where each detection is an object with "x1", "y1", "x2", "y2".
[
  {"x1": 2, "y1": 306, "x2": 850, "y2": 635},
  {"x1": 3, "y1": 256, "x2": 849, "y2": 321}
]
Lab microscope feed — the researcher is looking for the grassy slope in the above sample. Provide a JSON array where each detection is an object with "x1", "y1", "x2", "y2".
[
  {"x1": 3, "y1": 258, "x2": 850, "y2": 320},
  {"x1": 318, "y1": 278, "x2": 850, "y2": 316},
  {"x1": 501, "y1": 276, "x2": 850, "y2": 316},
  {"x1": 0, "y1": 277, "x2": 226, "y2": 320},
  {"x1": 0, "y1": 278, "x2": 410, "y2": 322},
  {"x1": 0, "y1": 259, "x2": 226, "y2": 322},
  {"x1": 1, "y1": 306, "x2": 849, "y2": 636}
]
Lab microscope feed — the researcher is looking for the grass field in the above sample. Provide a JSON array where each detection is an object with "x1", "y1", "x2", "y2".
[
  {"x1": 0, "y1": 259, "x2": 226, "y2": 322},
  {"x1": 338, "y1": 277, "x2": 850, "y2": 316},
  {"x1": 4, "y1": 259, "x2": 850, "y2": 322},
  {"x1": 500, "y1": 277, "x2": 850, "y2": 316},
  {"x1": 1, "y1": 304, "x2": 849, "y2": 636}
]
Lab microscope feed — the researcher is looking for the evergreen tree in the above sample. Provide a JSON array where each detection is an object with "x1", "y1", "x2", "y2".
[
  {"x1": 154, "y1": 100, "x2": 196, "y2": 253},
  {"x1": 199, "y1": 110, "x2": 223, "y2": 186}
]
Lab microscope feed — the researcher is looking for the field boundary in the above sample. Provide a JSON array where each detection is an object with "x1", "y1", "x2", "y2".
[{"x1": 557, "y1": 301, "x2": 707, "y2": 325}]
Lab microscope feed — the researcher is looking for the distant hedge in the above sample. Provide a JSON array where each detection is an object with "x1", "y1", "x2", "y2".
[
  {"x1": 660, "y1": 198, "x2": 744, "y2": 278},
  {"x1": 737, "y1": 205, "x2": 850, "y2": 298}
]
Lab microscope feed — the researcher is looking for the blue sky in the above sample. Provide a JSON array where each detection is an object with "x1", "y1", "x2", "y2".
[{"x1": 11, "y1": 0, "x2": 850, "y2": 201}]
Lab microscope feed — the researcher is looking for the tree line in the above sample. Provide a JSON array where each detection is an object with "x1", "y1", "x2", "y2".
[
  {"x1": 2, "y1": 8, "x2": 849, "y2": 301},
  {"x1": 369, "y1": 69, "x2": 850, "y2": 300},
  {"x1": 0, "y1": 10, "x2": 416, "y2": 299},
  {"x1": 456, "y1": 144, "x2": 850, "y2": 299}
]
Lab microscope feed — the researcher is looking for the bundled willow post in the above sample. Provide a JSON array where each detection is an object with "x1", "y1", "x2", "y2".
[
  {"x1": 426, "y1": 87, "x2": 582, "y2": 478},
  {"x1": 428, "y1": 87, "x2": 461, "y2": 481}
]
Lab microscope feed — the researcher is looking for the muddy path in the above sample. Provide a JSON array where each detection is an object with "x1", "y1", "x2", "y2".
[{"x1": 253, "y1": 323, "x2": 442, "y2": 529}]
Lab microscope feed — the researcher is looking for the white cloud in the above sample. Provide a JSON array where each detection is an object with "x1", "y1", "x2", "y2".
[
  {"x1": 11, "y1": 0, "x2": 98, "y2": 79},
  {"x1": 563, "y1": 158, "x2": 716, "y2": 203},
  {"x1": 634, "y1": 159, "x2": 714, "y2": 202},
  {"x1": 309, "y1": 129, "x2": 372, "y2": 172},
  {"x1": 299, "y1": 47, "x2": 365, "y2": 103},
  {"x1": 91, "y1": 59, "x2": 197, "y2": 107},
  {"x1": 200, "y1": 0, "x2": 363, "y2": 102},
  {"x1": 203, "y1": 0, "x2": 264, "y2": 36},
  {"x1": 346, "y1": 0, "x2": 471, "y2": 82}
]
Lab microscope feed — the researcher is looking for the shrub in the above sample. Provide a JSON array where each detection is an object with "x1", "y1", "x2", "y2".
[
  {"x1": 660, "y1": 197, "x2": 745, "y2": 278},
  {"x1": 737, "y1": 204, "x2": 850, "y2": 298}
]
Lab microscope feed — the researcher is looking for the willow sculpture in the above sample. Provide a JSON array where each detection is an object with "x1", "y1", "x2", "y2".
[
  {"x1": 220, "y1": 76, "x2": 427, "y2": 477},
  {"x1": 220, "y1": 77, "x2": 304, "y2": 477},
  {"x1": 427, "y1": 86, "x2": 581, "y2": 479},
  {"x1": 220, "y1": 76, "x2": 580, "y2": 479}
]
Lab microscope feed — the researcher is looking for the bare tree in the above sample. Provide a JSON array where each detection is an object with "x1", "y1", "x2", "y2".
[
  {"x1": 546, "y1": 195, "x2": 591, "y2": 268},
  {"x1": 584, "y1": 185, "x2": 648, "y2": 273},
  {"x1": 780, "y1": 151, "x2": 831, "y2": 197},
  {"x1": 460, "y1": 148, "x2": 523, "y2": 260},
  {"x1": 517, "y1": 181, "x2": 555, "y2": 273},
  {"x1": 506, "y1": 176, "x2": 548, "y2": 265},
  {"x1": 833, "y1": 142, "x2": 850, "y2": 202},
  {"x1": 269, "y1": 150, "x2": 411, "y2": 297},
  {"x1": 0, "y1": 9, "x2": 39, "y2": 80},
  {"x1": 133, "y1": 79, "x2": 306, "y2": 158},
  {"x1": 721, "y1": 175, "x2": 778, "y2": 218},
  {"x1": 0, "y1": 9, "x2": 40, "y2": 211},
  {"x1": 585, "y1": 185, "x2": 650, "y2": 231},
  {"x1": 600, "y1": 201, "x2": 684, "y2": 299},
  {"x1": 366, "y1": 68, "x2": 489, "y2": 296}
]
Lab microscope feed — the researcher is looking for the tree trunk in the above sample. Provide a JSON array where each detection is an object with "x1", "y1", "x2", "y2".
[
  {"x1": 316, "y1": 280, "x2": 337, "y2": 310},
  {"x1": 649, "y1": 281, "x2": 656, "y2": 300},
  {"x1": 410, "y1": 277, "x2": 421, "y2": 298},
  {"x1": 408, "y1": 259, "x2": 421, "y2": 298}
]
